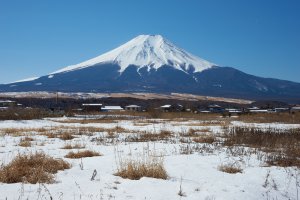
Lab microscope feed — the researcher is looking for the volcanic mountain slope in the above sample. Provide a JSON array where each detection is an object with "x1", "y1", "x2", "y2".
[{"x1": 1, "y1": 34, "x2": 300, "y2": 101}]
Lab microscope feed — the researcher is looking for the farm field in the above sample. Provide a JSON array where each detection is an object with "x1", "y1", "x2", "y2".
[{"x1": 0, "y1": 113, "x2": 299, "y2": 200}]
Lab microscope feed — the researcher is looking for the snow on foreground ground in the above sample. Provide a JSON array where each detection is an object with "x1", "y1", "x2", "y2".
[{"x1": 0, "y1": 116, "x2": 299, "y2": 200}]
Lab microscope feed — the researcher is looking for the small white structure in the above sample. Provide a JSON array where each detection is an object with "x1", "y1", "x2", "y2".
[
  {"x1": 102, "y1": 106, "x2": 124, "y2": 112},
  {"x1": 247, "y1": 107, "x2": 268, "y2": 113},
  {"x1": 160, "y1": 105, "x2": 172, "y2": 109},
  {"x1": 249, "y1": 109, "x2": 269, "y2": 113},
  {"x1": 82, "y1": 103, "x2": 103, "y2": 106},
  {"x1": 159, "y1": 105, "x2": 172, "y2": 112},
  {"x1": 225, "y1": 108, "x2": 242, "y2": 113}
]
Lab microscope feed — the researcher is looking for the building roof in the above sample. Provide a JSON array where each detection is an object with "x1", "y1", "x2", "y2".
[
  {"x1": 0, "y1": 100, "x2": 16, "y2": 103},
  {"x1": 208, "y1": 104, "x2": 221, "y2": 108},
  {"x1": 82, "y1": 103, "x2": 103, "y2": 106},
  {"x1": 102, "y1": 106, "x2": 123, "y2": 110},
  {"x1": 125, "y1": 105, "x2": 141, "y2": 108},
  {"x1": 160, "y1": 105, "x2": 172, "y2": 108},
  {"x1": 249, "y1": 109, "x2": 269, "y2": 113},
  {"x1": 248, "y1": 107, "x2": 259, "y2": 110},
  {"x1": 225, "y1": 108, "x2": 242, "y2": 113}
]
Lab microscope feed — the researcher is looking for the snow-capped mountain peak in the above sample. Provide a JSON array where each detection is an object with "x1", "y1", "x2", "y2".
[{"x1": 52, "y1": 34, "x2": 216, "y2": 74}]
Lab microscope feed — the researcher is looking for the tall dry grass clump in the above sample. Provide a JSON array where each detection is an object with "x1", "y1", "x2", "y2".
[
  {"x1": 61, "y1": 142, "x2": 86, "y2": 149},
  {"x1": 218, "y1": 163, "x2": 242, "y2": 174},
  {"x1": 193, "y1": 135, "x2": 215, "y2": 144},
  {"x1": 59, "y1": 132, "x2": 75, "y2": 140},
  {"x1": 65, "y1": 150, "x2": 101, "y2": 159},
  {"x1": 115, "y1": 154, "x2": 167, "y2": 180},
  {"x1": 0, "y1": 152, "x2": 70, "y2": 184}
]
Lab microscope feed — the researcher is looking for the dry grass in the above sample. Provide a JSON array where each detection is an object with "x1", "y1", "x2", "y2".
[
  {"x1": 218, "y1": 163, "x2": 242, "y2": 174},
  {"x1": 59, "y1": 132, "x2": 75, "y2": 140},
  {"x1": 193, "y1": 135, "x2": 216, "y2": 144},
  {"x1": 53, "y1": 119, "x2": 118, "y2": 124},
  {"x1": 115, "y1": 157, "x2": 167, "y2": 180},
  {"x1": 61, "y1": 142, "x2": 86, "y2": 149},
  {"x1": 180, "y1": 128, "x2": 210, "y2": 137},
  {"x1": 238, "y1": 112, "x2": 300, "y2": 124},
  {"x1": 22, "y1": 136, "x2": 34, "y2": 141},
  {"x1": 18, "y1": 137, "x2": 34, "y2": 147},
  {"x1": 0, "y1": 152, "x2": 70, "y2": 184},
  {"x1": 128, "y1": 130, "x2": 173, "y2": 142},
  {"x1": 0, "y1": 108, "x2": 62, "y2": 120},
  {"x1": 3, "y1": 127, "x2": 51, "y2": 135},
  {"x1": 147, "y1": 111, "x2": 221, "y2": 120},
  {"x1": 18, "y1": 140, "x2": 31, "y2": 147},
  {"x1": 41, "y1": 132, "x2": 58, "y2": 138},
  {"x1": 176, "y1": 121, "x2": 228, "y2": 127},
  {"x1": 65, "y1": 150, "x2": 101, "y2": 159},
  {"x1": 223, "y1": 126, "x2": 300, "y2": 167}
]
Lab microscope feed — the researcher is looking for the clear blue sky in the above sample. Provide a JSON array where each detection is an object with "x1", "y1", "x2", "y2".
[{"x1": 0, "y1": 0, "x2": 299, "y2": 83}]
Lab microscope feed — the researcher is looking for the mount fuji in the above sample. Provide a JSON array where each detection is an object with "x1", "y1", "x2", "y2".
[{"x1": 1, "y1": 34, "x2": 300, "y2": 101}]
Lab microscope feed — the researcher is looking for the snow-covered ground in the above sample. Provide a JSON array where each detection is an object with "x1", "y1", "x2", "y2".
[{"x1": 0, "y1": 116, "x2": 299, "y2": 200}]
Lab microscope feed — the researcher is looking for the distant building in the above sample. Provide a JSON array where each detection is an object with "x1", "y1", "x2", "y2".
[
  {"x1": 225, "y1": 108, "x2": 242, "y2": 113},
  {"x1": 125, "y1": 105, "x2": 142, "y2": 112},
  {"x1": 159, "y1": 104, "x2": 184, "y2": 112},
  {"x1": 208, "y1": 104, "x2": 224, "y2": 113},
  {"x1": 291, "y1": 106, "x2": 300, "y2": 113},
  {"x1": 248, "y1": 108, "x2": 269, "y2": 113},
  {"x1": 274, "y1": 108, "x2": 289, "y2": 113},
  {"x1": 0, "y1": 100, "x2": 18, "y2": 109},
  {"x1": 159, "y1": 105, "x2": 172, "y2": 112},
  {"x1": 82, "y1": 103, "x2": 103, "y2": 112},
  {"x1": 102, "y1": 106, "x2": 124, "y2": 112}
]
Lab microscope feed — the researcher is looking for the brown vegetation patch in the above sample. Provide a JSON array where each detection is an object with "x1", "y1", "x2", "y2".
[
  {"x1": 59, "y1": 132, "x2": 75, "y2": 140},
  {"x1": 0, "y1": 152, "x2": 70, "y2": 184},
  {"x1": 218, "y1": 164, "x2": 242, "y2": 174},
  {"x1": 19, "y1": 141, "x2": 31, "y2": 147},
  {"x1": 18, "y1": 137, "x2": 35, "y2": 147},
  {"x1": 238, "y1": 112, "x2": 300, "y2": 124},
  {"x1": 65, "y1": 150, "x2": 101, "y2": 159},
  {"x1": 193, "y1": 135, "x2": 216, "y2": 144},
  {"x1": 177, "y1": 121, "x2": 228, "y2": 127},
  {"x1": 53, "y1": 119, "x2": 118, "y2": 124},
  {"x1": 0, "y1": 108, "x2": 63, "y2": 120},
  {"x1": 128, "y1": 130, "x2": 173, "y2": 142},
  {"x1": 0, "y1": 128, "x2": 36, "y2": 137},
  {"x1": 223, "y1": 126, "x2": 300, "y2": 167},
  {"x1": 115, "y1": 158, "x2": 167, "y2": 180},
  {"x1": 61, "y1": 143, "x2": 86, "y2": 149},
  {"x1": 41, "y1": 132, "x2": 58, "y2": 138}
]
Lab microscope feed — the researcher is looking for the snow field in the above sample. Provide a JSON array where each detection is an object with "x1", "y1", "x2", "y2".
[{"x1": 0, "y1": 116, "x2": 299, "y2": 200}]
